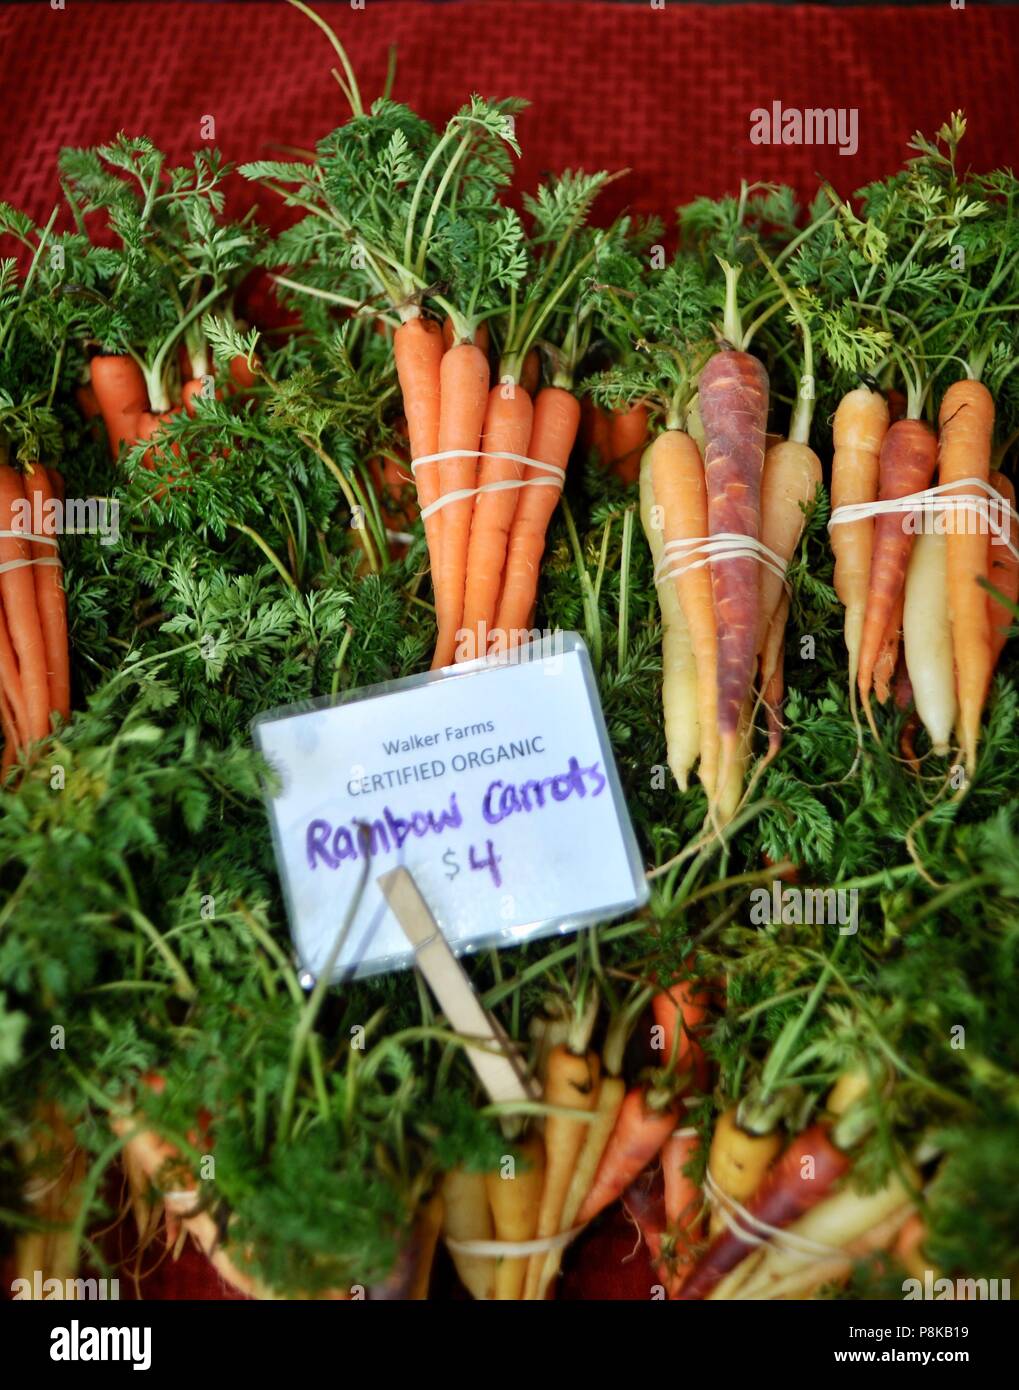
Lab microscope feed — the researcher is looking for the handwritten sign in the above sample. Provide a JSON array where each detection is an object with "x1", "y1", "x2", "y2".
[{"x1": 252, "y1": 634, "x2": 648, "y2": 980}]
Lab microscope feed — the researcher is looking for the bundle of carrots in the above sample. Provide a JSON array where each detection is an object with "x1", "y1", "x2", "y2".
[
  {"x1": 0, "y1": 457, "x2": 70, "y2": 773},
  {"x1": 831, "y1": 373, "x2": 1017, "y2": 772},
  {"x1": 394, "y1": 315, "x2": 577, "y2": 669}
]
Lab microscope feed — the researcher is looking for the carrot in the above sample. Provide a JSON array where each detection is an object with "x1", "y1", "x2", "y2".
[
  {"x1": 576, "y1": 1086, "x2": 677, "y2": 1226},
  {"x1": 441, "y1": 1167, "x2": 495, "y2": 1300},
  {"x1": 522, "y1": 1045, "x2": 600, "y2": 1299},
  {"x1": 857, "y1": 418, "x2": 937, "y2": 713},
  {"x1": 459, "y1": 381, "x2": 534, "y2": 661},
  {"x1": 485, "y1": 1134, "x2": 545, "y2": 1301},
  {"x1": 755, "y1": 440, "x2": 821, "y2": 653},
  {"x1": 407, "y1": 1192, "x2": 445, "y2": 1301},
  {"x1": 89, "y1": 355, "x2": 149, "y2": 460},
  {"x1": 229, "y1": 353, "x2": 259, "y2": 390},
  {"x1": 607, "y1": 402, "x2": 648, "y2": 485},
  {"x1": 0, "y1": 465, "x2": 51, "y2": 741},
  {"x1": 872, "y1": 589, "x2": 904, "y2": 707},
  {"x1": 491, "y1": 386, "x2": 578, "y2": 652},
  {"x1": 0, "y1": 599, "x2": 30, "y2": 749},
  {"x1": 938, "y1": 379, "x2": 995, "y2": 771},
  {"x1": 22, "y1": 468, "x2": 70, "y2": 723},
  {"x1": 580, "y1": 397, "x2": 611, "y2": 464},
  {"x1": 706, "y1": 1106, "x2": 783, "y2": 1239},
  {"x1": 760, "y1": 592, "x2": 790, "y2": 759},
  {"x1": 715, "y1": 696, "x2": 752, "y2": 826},
  {"x1": 903, "y1": 530, "x2": 955, "y2": 755},
  {"x1": 678, "y1": 1123, "x2": 850, "y2": 1299},
  {"x1": 651, "y1": 973, "x2": 708, "y2": 1078},
  {"x1": 886, "y1": 386, "x2": 908, "y2": 424},
  {"x1": 431, "y1": 343, "x2": 490, "y2": 668},
  {"x1": 830, "y1": 387, "x2": 890, "y2": 690},
  {"x1": 699, "y1": 349, "x2": 769, "y2": 787},
  {"x1": 1, "y1": 686, "x2": 18, "y2": 774},
  {"x1": 660, "y1": 1127, "x2": 704, "y2": 1295},
  {"x1": 393, "y1": 315, "x2": 444, "y2": 580},
  {"x1": 531, "y1": 1074, "x2": 625, "y2": 1300},
  {"x1": 640, "y1": 447, "x2": 699, "y2": 789},
  {"x1": 988, "y1": 470, "x2": 1018, "y2": 667},
  {"x1": 894, "y1": 1210, "x2": 931, "y2": 1282},
  {"x1": 714, "y1": 1168, "x2": 916, "y2": 1301},
  {"x1": 649, "y1": 429, "x2": 720, "y2": 798}
]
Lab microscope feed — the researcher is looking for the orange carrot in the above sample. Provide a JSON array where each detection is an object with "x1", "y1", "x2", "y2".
[
  {"x1": 699, "y1": 350, "x2": 769, "y2": 787},
  {"x1": 938, "y1": 379, "x2": 995, "y2": 772},
  {"x1": 442, "y1": 316, "x2": 490, "y2": 360},
  {"x1": 0, "y1": 465, "x2": 51, "y2": 741},
  {"x1": 0, "y1": 598, "x2": 29, "y2": 749},
  {"x1": 857, "y1": 418, "x2": 937, "y2": 712},
  {"x1": 580, "y1": 397, "x2": 611, "y2": 464},
  {"x1": 873, "y1": 589, "x2": 904, "y2": 707},
  {"x1": 652, "y1": 972, "x2": 708, "y2": 1078},
  {"x1": 229, "y1": 353, "x2": 259, "y2": 390},
  {"x1": 432, "y1": 343, "x2": 491, "y2": 668},
  {"x1": 89, "y1": 355, "x2": 149, "y2": 460},
  {"x1": 393, "y1": 315, "x2": 444, "y2": 578},
  {"x1": 520, "y1": 347, "x2": 541, "y2": 397},
  {"x1": 661, "y1": 1127, "x2": 704, "y2": 1295},
  {"x1": 830, "y1": 387, "x2": 890, "y2": 690},
  {"x1": 988, "y1": 470, "x2": 1018, "y2": 668},
  {"x1": 649, "y1": 429, "x2": 720, "y2": 798},
  {"x1": 607, "y1": 402, "x2": 649, "y2": 485},
  {"x1": 492, "y1": 386, "x2": 578, "y2": 652},
  {"x1": 22, "y1": 468, "x2": 70, "y2": 723},
  {"x1": 459, "y1": 381, "x2": 534, "y2": 661},
  {"x1": 576, "y1": 1087, "x2": 677, "y2": 1226},
  {"x1": 760, "y1": 591, "x2": 790, "y2": 759}
]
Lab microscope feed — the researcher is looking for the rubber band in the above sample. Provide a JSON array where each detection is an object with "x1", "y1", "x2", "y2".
[
  {"x1": 655, "y1": 532, "x2": 791, "y2": 589},
  {"x1": 445, "y1": 1226, "x2": 581, "y2": 1259},
  {"x1": 829, "y1": 478, "x2": 1019, "y2": 562},
  {"x1": 0, "y1": 556, "x2": 62, "y2": 577},
  {"x1": 0, "y1": 529, "x2": 59, "y2": 547},
  {"x1": 704, "y1": 1167, "x2": 846, "y2": 1260},
  {"x1": 409, "y1": 449, "x2": 566, "y2": 522}
]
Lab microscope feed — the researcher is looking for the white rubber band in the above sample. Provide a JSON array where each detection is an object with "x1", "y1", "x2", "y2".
[
  {"x1": 0, "y1": 530, "x2": 59, "y2": 547},
  {"x1": 704, "y1": 1167, "x2": 845, "y2": 1260},
  {"x1": 829, "y1": 478, "x2": 1019, "y2": 561},
  {"x1": 655, "y1": 533, "x2": 790, "y2": 588},
  {"x1": 409, "y1": 449, "x2": 566, "y2": 522},
  {"x1": 0, "y1": 556, "x2": 62, "y2": 577},
  {"x1": 446, "y1": 1226, "x2": 581, "y2": 1259}
]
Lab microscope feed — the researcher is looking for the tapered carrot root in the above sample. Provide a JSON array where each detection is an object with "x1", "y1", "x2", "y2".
[
  {"x1": 23, "y1": 468, "x2": 70, "y2": 723},
  {"x1": 699, "y1": 350, "x2": 769, "y2": 788},
  {"x1": 639, "y1": 447, "x2": 699, "y2": 788},
  {"x1": 532, "y1": 1074, "x2": 625, "y2": 1300},
  {"x1": 0, "y1": 465, "x2": 51, "y2": 742},
  {"x1": 988, "y1": 470, "x2": 1018, "y2": 668},
  {"x1": 485, "y1": 1135, "x2": 545, "y2": 1300},
  {"x1": 939, "y1": 379, "x2": 995, "y2": 772},
  {"x1": 492, "y1": 386, "x2": 578, "y2": 651},
  {"x1": 857, "y1": 418, "x2": 937, "y2": 718},
  {"x1": 0, "y1": 599, "x2": 30, "y2": 749},
  {"x1": 831, "y1": 387, "x2": 890, "y2": 690},
  {"x1": 760, "y1": 591, "x2": 790, "y2": 759},
  {"x1": 649, "y1": 430, "x2": 720, "y2": 798},
  {"x1": 393, "y1": 315, "x2": 444, "y2": 587},
  {"x1": 715, "y1": 697, "x2": 752, "y2": 827},
  {"x1": 756, "y1": 440, "x2": 822, "y2": 651},
  {"x1": 904, "y1": 531, "x2": 955, "y2": 755},
  {"x1": 651, "y1": 972, "x2": 709, "y2": 1078},
  {"x1": 576, "y1": 1087, "x2": 677, "y2": 1226},
  {"x1": 522, "y1": 1045, "x2": 599, "y2": 1299},
  {"x1": 680, "y1": 1123, "x2": 850, "y2": 1299},
  {"x1": 89, "y1": 355, "x2": 149, "y2": 460},
  {"x1": 459, "y1": 382, "x2": 534, "y2": 660},
  {"x1": 660, "y1": 1128, "x2": 705, "y2": 1294},
  {"x1": 872, "y1": 590, "x2": 904, "y2": 707},
  {"x1": 441, "y1": 1166, "x2": 495, "y2": 1300}
]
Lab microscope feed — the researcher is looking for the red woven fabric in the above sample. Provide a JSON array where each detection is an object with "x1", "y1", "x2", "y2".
[
  {"x1": 1, "y1": 0, "x2": 1016, "y2": 1301},
  {"x1": 1, "y1": 3, "x2": 1017, "y2": 227}
]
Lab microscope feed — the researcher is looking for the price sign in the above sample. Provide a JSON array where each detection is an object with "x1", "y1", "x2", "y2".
[{"x1": 252, "y1": 633, "x2": 648, "y2": 980}]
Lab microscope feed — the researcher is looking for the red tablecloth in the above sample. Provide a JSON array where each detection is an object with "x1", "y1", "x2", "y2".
[{"x1": 2, "y1": 0, "x2": 1016, "y2": 1300}]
